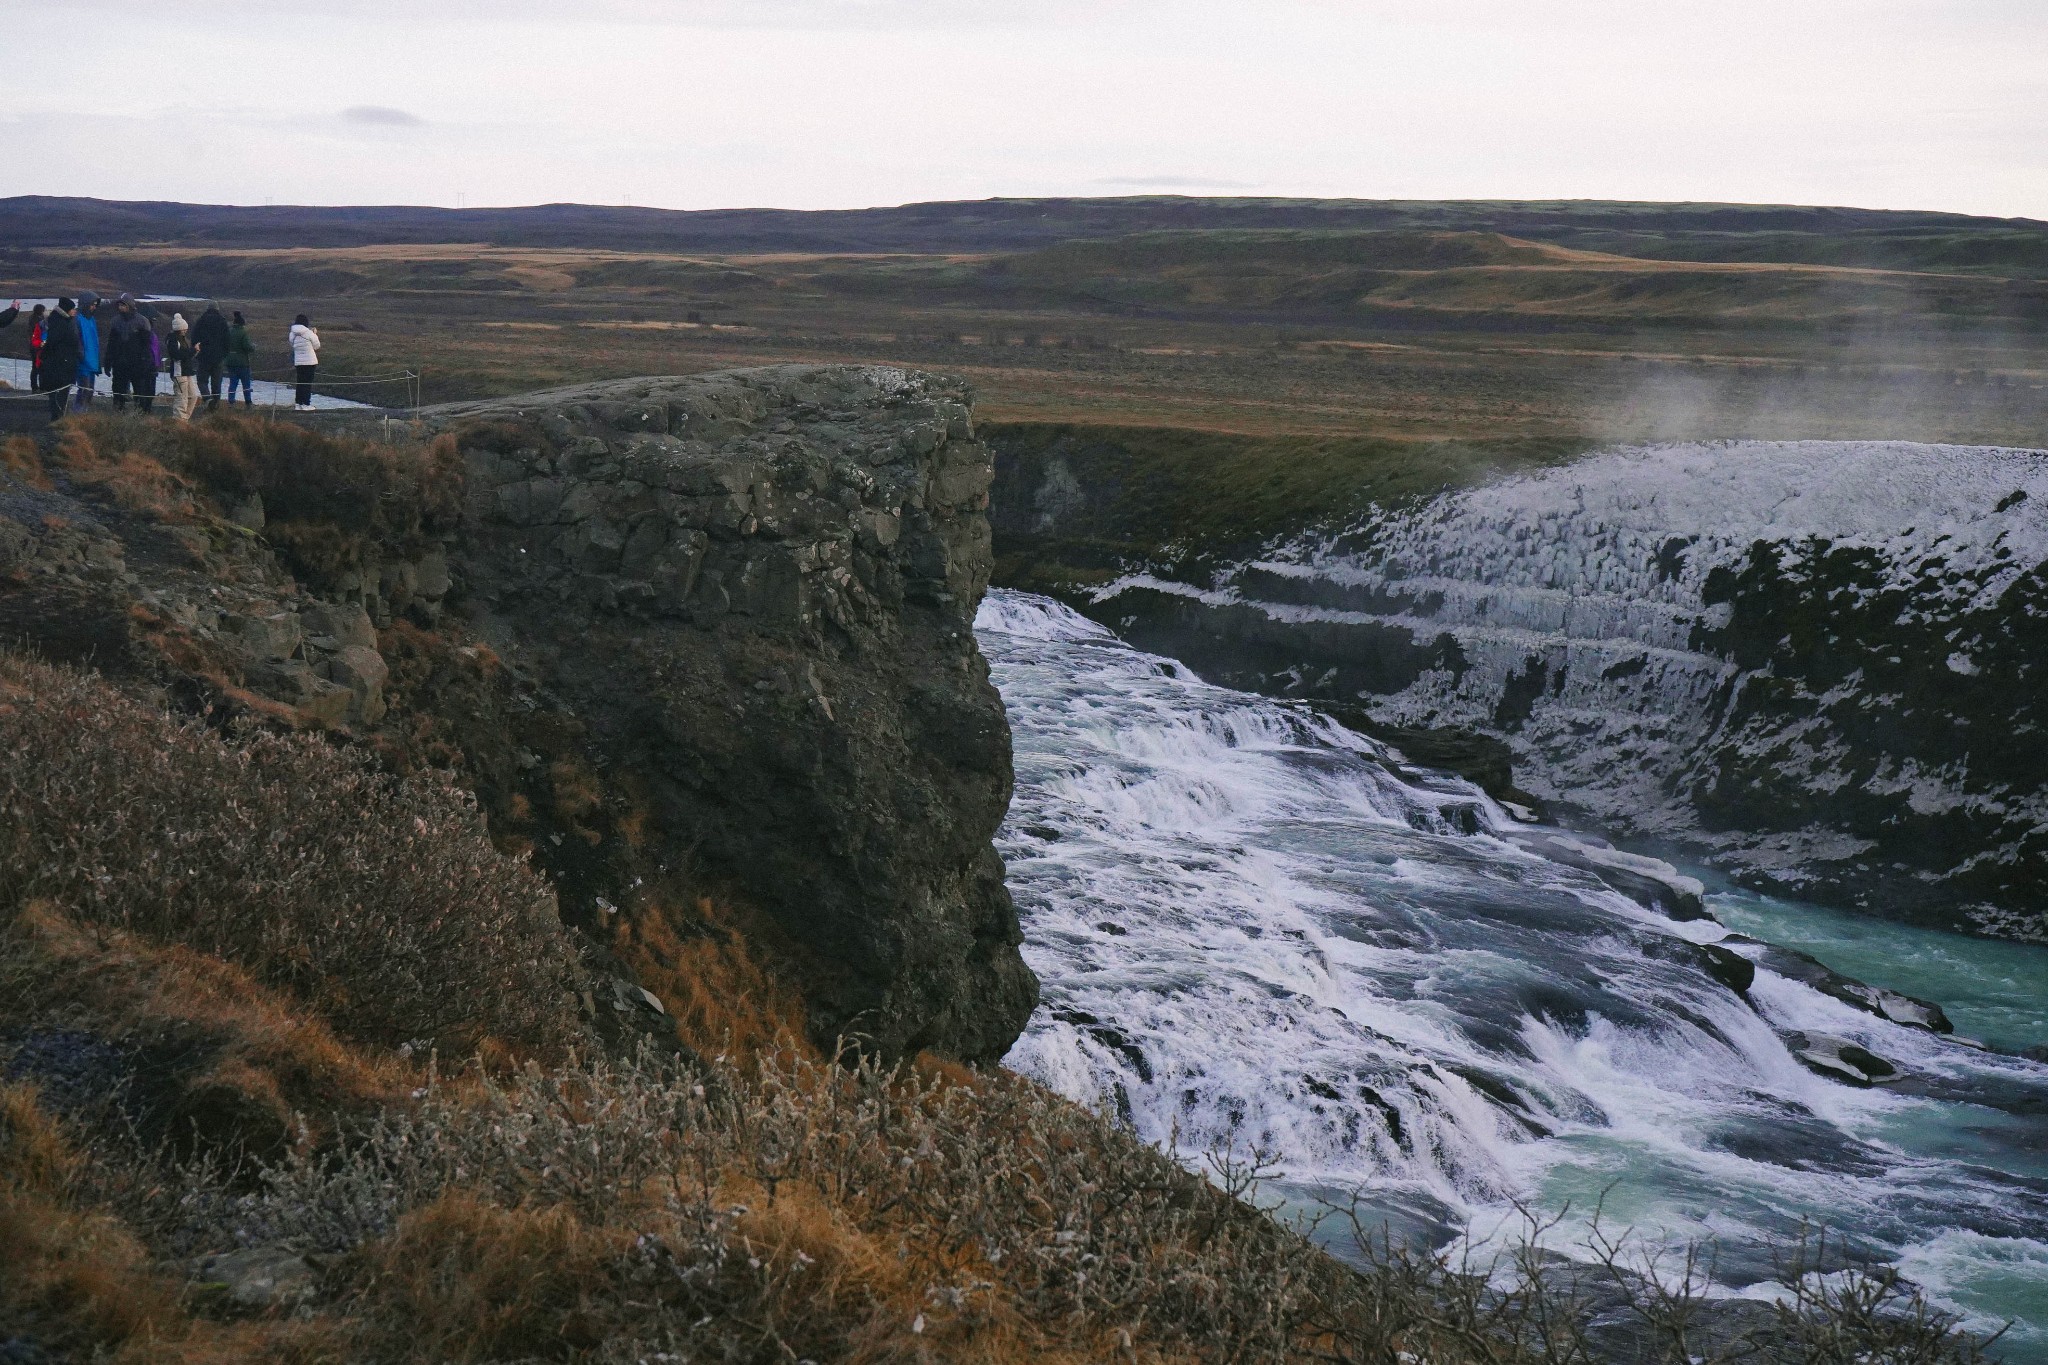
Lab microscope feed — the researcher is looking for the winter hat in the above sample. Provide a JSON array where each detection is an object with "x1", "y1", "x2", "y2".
[
  {"x1": 172, "y1": 313, "x2": 188, "y2": 332},
  {"x1": 232, "y1": 311, "x2": 245, "y2": 325},
  {"x1": 117, "y1": 292, "x2": 133, "y2": 304},
  {"x1": 56, "y1": 297, "x2": 74, "y2": 311}
]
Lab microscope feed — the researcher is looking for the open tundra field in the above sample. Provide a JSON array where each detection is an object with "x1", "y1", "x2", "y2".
[{"x1": 2, "y1": 197, "x2": 2045, "y2": 449}]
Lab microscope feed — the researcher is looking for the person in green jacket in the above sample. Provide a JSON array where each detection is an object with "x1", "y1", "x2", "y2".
[{"x1": 223, "y1": 311, "x2": 255, "y2": 406}]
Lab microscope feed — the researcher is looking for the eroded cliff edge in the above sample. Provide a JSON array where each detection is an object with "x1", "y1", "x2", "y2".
[
  {"x1": 0, "y1": 364, "x2": 1039, "y2": 1062},
  {"x1": 419, "y1": 366, "x2": 1038, "y2": 1059}
]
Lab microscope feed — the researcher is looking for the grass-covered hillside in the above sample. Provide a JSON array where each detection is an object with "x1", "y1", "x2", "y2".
[
  {"x1": 5, "y1": 194, "x2": 2044, "y2": 258},
  {"x1": 4, "y1": 195, "x2": 2044, "y2": 450}
]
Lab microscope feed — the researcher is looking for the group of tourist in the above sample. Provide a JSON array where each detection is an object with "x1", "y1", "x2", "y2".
[{"x1": 1, "y1": 296, "x2": 322, "y2": 422}]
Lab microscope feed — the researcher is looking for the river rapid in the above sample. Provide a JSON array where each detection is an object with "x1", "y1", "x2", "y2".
[{"x1": 979, "y1": 589, "x2": 2048, "y2": 1358}]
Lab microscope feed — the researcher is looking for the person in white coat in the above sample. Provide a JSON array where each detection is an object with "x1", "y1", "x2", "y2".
[
  {"x1": 166, "y1": 313, "x2": 200, "y2": 421},
  {"x1": 288, "y1": 314, "x2": 320, "y2": 410}
]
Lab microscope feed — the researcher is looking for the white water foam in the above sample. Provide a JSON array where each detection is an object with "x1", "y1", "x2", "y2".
[
  {"x1": 1098, "y1": 441, "x2": 2048, "y2": 852},
  {"x1": 982, "y1": 588, "x2": 2048, "y2": 1356}
]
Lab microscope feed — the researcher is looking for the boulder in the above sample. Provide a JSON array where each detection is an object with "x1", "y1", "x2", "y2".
[
  {"x1": 225, "y1": 610, "x2": 301, "y2": 662},
  {"x1": 1784, "y1": 1031, "x2": 1899, "y2": 1087},
  {"x1": 323, "y1": 644, "x2": 389, "y2": 727},
  {"x1": 247, "y1": 660, "x2": 351, "y2": 728},
  {"x1": 299, "y1": 601, "x2": 377, "y2": 652},
  {"x1": 1697, "y1": 942, "x2": 1756, "y2": 995}
]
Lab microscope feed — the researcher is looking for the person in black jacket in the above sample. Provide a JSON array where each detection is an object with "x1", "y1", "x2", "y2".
[
  {"x1": 192, "y1": 303, "x2": 230, "y2": 412},
  {"x1": 105, "y1": 295, "x2": 159, "y2": 412},
  {"x1": 38, "y1": 298, "x2": 82, "y2": 422}
]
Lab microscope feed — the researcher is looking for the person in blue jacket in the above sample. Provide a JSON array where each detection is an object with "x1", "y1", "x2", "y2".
[{"x1": 74, "y1": 292, "x2": 102, "y2": 409}]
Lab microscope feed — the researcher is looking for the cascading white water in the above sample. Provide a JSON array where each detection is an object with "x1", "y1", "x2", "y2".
[
  {"x1": 980, "y1": 588, "x2": 2048, "y2": 1356},
  {"x1": 1096, "y1": 440, "x2": 2048, "y2": 878}
]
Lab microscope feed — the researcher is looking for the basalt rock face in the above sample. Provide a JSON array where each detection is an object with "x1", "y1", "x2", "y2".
[{"x1": 421, "y1": 366, "x2": 1038, "y2": 1061}]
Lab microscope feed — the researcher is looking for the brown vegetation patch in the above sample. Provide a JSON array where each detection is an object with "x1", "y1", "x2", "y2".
[{"x1": 0, "y1": 650, "x2": 579, "y2": 1054}]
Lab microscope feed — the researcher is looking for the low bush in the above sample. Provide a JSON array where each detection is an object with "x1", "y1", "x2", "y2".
[
  {"x1": 0, "y1": 1081, "x2": 340, "y2": 1363},
  {"x1": 201, "y1": 1044, "x2": 1341, "y2": 1364},
  {"x1": 0, "y1": 650, "x2": 580, "y2": 1054},
  {"x1": 153, "y1": 1043, "x2": 1998, "y2": 1365},
  {"x1": 60, "y1": 412, "x2": 462, "y2": 587}
]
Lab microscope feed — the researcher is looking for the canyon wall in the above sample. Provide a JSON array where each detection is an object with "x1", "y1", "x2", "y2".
[
  {"x1": 420, "y1": 367, "x2": 1038, "y2": 1059},
  {"x1": 996, "y1": 438, "x2": 2048, "y2": 941}
]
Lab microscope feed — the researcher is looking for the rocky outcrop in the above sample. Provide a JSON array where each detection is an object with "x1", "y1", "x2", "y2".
[
  {"x1": 0, "y1": 364, "x2": 1038, "y2": 1063},
  {"x1": 417, "y1": 366, "x2": 1038, "y2": 1060},
  {"x1": 0, "y1": 477, "x2": 431, "y2": 734}
]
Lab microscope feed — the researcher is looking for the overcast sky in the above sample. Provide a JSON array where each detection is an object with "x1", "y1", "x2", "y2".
[{"x1": 3, "y1": 0, "x2": 2043, "y2": 218}]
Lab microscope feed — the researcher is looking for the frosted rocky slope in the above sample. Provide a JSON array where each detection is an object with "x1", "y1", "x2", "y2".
[{"x1": 1081, "y1": 441, "x2": 2048, "y2": 939}]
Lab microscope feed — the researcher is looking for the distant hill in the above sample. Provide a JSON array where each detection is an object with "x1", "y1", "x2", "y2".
[{"x1": 4, "y1": 195, "x2": 2046, "y2": 273}]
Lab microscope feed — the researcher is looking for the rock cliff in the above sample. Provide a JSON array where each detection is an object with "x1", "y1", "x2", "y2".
[
  {"x1": 0, "y1": 364, "x2": 1039, "y2": 1062},
  {"x1": 416, "y1": 366, "x2": 1038, "y2": 1059}
]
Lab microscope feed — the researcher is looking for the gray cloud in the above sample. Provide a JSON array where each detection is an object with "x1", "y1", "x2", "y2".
[{"x1": 342, "y1": 105, "x2": 424, "y2": 127}]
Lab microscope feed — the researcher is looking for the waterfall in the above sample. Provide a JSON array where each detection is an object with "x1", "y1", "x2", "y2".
[{"x1": 981, "y1": 587, "x2": 2048, "y2": 1356}]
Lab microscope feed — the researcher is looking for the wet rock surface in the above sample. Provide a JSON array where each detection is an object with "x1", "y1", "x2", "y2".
[
  {"x1": 1723, "y1": 936, "x2": 1953, "y2": 1033},
  {"x1": 1783, "y1": 1030, "x2": 1900, "y2": 1086},
  {"x1": 419, "y1": 366, "x2": 1038, "y2": 1060}
]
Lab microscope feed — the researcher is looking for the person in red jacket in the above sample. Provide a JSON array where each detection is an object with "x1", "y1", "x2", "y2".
[
  {"x1": 2, "y1": 301, "x2": 48, "y2": 392},
  {"x1": 27, "y1": 304, "x2": 47, "y2": 391}
]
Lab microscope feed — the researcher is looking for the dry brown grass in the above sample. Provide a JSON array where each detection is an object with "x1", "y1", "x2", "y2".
[
  {"x1": 357, "y1": 1194, "x2": 630, "y2": 1362},
  {"x1": 212, "y1": 1045, "x2": 1351, "y2": 1364},
  {"x1": 47, "y1": 423, "x2": 201, "y2": 519},
  {"x1": 612, "y1": 895, "x2": 811, "y2": 1058},
  {"x1": 0, "y1": 649, "x2": 581, "y2": 1054},
  {"x1": 52, "y1": 412, "x2": 464, "y2": 589},
  {"x1": 2, "y1": 433, "x2": 50, "y2": 488},
  {"x1": 0, "y1": 1082, "x2": 340, "y2": 1364},
  {"x1": 2, "y1": 901, "x2": 411, "y2": 1153}
]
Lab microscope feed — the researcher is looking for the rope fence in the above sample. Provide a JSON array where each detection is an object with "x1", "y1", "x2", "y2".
[{"x1": 0, "y1": 366, "x2": 423, "y2": 418}]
